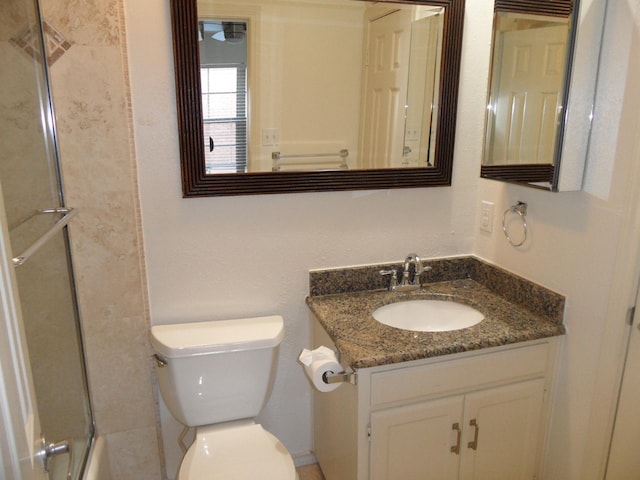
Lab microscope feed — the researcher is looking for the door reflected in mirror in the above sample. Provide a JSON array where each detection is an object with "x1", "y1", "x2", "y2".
[
  {"x1": 484, "y1": 13, "x2": 570, "y2": 167},
  {"x1": 197, "y1": 0, "x2": 444, "y2": 174},
  {"x1": 360, "y1": 5, "x2": 443, "y2": 170}
]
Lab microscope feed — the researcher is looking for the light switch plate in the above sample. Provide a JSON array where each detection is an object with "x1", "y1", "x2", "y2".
[{"x1": 480, "y1": 201, "x2": 494, "y2": 233}]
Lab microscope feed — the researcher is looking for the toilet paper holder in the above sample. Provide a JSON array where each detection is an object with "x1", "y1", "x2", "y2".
[{"x1": 322, "y1": 369, "x2": 357, "y2": 385}]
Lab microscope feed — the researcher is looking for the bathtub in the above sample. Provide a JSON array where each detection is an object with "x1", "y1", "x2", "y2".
[{"x1": 83, "y1": 436, "x2": 112, "y2": 480}]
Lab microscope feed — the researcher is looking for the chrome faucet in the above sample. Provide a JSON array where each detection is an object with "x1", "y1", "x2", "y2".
[
  {"x1": 401, "y1": 253, "x2": 424, "y2": 288},
  {"x1": 380, "y1": 253, "x2": 431, "y2": 292}
]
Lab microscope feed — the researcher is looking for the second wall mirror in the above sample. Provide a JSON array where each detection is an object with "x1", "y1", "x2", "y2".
[
  {"x1": 171, "y1": 0, "x2": 465, "y2": 197},
  {"x1": 481, "y1": 0, "x2": 576, "y2": 190},
  {"x1": 481, "y1": 0, "x2": 606, "y2": 191}
]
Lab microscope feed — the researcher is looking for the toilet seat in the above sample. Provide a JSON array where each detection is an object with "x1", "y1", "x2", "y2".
[{"x1": 178, "y1": 422, "x2": 297, "y2": 480}]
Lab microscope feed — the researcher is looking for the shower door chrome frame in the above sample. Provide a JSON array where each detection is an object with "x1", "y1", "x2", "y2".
[{"x1": 0, "y1": 0, "x2": 95, "y2": 477}]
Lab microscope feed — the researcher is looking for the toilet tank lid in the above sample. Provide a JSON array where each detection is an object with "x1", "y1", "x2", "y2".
[{"x1": 150, "y1": 315, "x2": 284, "y2": 358}]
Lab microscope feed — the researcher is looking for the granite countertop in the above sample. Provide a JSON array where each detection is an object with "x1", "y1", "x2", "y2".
[{"x1": 306, "y1": 257, "x2": 566, "y2": 369}]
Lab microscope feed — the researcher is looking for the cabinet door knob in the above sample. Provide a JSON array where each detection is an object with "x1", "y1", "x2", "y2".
[
  {"x1": 451, "y1": 422, "x2": 462, "y2": 454},
  {"x1": 467, "y1": 419, "x2": 479, "y2": 450}
]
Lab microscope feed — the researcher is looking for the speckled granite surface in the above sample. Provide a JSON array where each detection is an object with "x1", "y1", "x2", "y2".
[{"x1": 307, "y1": 256, "x2": 565, "y2": 369}]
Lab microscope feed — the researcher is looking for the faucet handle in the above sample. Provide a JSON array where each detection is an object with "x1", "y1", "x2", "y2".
[
  {"x1": 412, "y1": 265, "x2": 433, "y2": 285},
  {"x1": 379, "y1": 269, "x2": 398, "y2": 291}
]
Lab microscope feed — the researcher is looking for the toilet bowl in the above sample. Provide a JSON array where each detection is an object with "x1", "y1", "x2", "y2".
[
  {"x1": 179, "y1": 422, "x2": 297, "y2": 480},
  {"x1": 150, "y1": 316, "x2": 297, "y2": 480}
]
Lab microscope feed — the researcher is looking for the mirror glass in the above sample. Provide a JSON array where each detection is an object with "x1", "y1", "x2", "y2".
[
  {"x1": 481, "y1": 1, "x2": 575, "y2": 189},
  {"x1": 171, "y1": 0, "x2": 465, "y2": 196},
  {"x1": 198, "y1": 2, "x2": 443, "y2": 174}
]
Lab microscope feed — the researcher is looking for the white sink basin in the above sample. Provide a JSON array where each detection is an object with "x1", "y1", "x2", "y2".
[{"x1": 373, "y1": 299, "x2": 484, "y2": 332}]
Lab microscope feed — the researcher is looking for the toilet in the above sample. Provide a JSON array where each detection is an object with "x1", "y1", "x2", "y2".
[{"x1": 150, "y1": 315, "x2": 298, "y2": 479}]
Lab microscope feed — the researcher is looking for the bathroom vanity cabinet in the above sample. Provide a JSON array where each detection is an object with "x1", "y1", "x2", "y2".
[{"x1": 312, "y1": 320, "x2": 559, "y2": 480}]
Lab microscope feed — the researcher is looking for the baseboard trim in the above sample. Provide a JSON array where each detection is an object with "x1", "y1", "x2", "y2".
[{"x1": 292, "y1": 451, "x2": 318, "y2": 467}]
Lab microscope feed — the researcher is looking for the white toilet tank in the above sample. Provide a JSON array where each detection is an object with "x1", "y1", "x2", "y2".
[{"x1": 150, "y1": 316, "x2": 284, "y2": 427}]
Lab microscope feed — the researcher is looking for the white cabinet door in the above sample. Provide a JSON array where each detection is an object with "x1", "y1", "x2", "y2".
[
  {"x1": 459, "y1": 379, "x2": 545, "y2": 480},
  {"x1": 369, "y1": 378, "x2": 546, "y2": 480},
  {"x1": 370, "y1": 395, "x2": 464, "y2": 480}
]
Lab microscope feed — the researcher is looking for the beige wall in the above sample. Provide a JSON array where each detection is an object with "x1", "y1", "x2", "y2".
[{"x1": 38, "y1": 0, "x2": 162, "y2": 478}]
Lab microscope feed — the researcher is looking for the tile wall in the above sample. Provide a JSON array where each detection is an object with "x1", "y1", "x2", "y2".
[{"x1": 36, "y1": 0, "x2": 162, "y2": 477}]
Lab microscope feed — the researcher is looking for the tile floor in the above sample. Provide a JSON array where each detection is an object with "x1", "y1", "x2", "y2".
[{"x1": 297, "y1": 463, "x2": 326, "y2": 480}]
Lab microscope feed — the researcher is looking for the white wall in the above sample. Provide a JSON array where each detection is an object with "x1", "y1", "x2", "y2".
[
  {"x1": 125, "y1": 0, "x2": 488, "y2": 472},
  {"x1": 125, "y1": 0, "x2": 639, "y2": 478},
  {"x1": 475, "y1": 1, "x2": 640, "y2": 478}
]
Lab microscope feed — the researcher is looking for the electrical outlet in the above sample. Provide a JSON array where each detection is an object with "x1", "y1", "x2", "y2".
[
  {"x1": 480, "y1": 200, "x2": 494, "y2": 233},
  {"x1": 262, "y1": 128, "x2": 280, "y2": 146},
  {"x1": 405, "y1": 125, "x2": 420, "y2": 141}
]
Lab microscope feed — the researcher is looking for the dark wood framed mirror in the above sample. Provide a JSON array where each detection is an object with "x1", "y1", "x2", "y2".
[
  {"x1": 480, "y1": 0, "x2": 578, "y2": 190},
  {"x1": 171, "y1": 0, "x2": 465, "y2": 197}
]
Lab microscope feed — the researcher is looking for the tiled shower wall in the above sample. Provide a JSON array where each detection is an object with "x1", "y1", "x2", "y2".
[
  {"x1": 1, "y1": 0, "x2": 88, "y2": 449},
  {"x1": 37, "y1": 0, "x2": 163, "y2": 477}
]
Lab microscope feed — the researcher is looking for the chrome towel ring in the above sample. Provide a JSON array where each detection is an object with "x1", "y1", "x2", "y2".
[{"x1": 502, "y1": 202, "x2": 528, "y2": 247}]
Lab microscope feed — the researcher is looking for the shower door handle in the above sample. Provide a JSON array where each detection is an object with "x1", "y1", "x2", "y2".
[
  {"x1": 12, "y1": 207, "x2": 77, "y2": 267},
  {"x1": 37, "y1": 436, "x2": 73, "y2": 479}
]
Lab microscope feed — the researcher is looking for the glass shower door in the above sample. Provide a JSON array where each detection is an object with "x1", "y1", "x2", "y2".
[{"x1": 0, "y1": 0, "x2": 94, "y2": 478}]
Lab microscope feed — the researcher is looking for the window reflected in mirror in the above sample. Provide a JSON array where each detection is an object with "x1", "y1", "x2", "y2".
[{"x1": 199, "y1": 20, "x2": 248, "y2": 173}]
